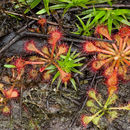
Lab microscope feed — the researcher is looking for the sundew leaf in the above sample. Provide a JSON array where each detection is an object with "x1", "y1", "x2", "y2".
[
  {"x1": 108, "y1": 111, "x2": 118, "y2": 122},
  {"x1": 4, "y1": 64, "x2": 16, "y2": 68},
  {"x1": 92, "y1": 115, "x2": 101, "y2": 127}
]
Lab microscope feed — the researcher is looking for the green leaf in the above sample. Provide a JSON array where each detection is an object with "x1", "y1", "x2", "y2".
[
  {"x1": 4, "y1": 64, "x2": 16, "y2": 68},
  {"x1": 24, "y1": 0, "x2": 41, "y2": 14},
  {"x1": 52, "y1": 71, "x2": 60, "y2": 84},
  {"x1": 89, "y1": 10, "x2": 106, "y2": 26},
  {"x1": 114, "y1": 16, "x2": 130, "y2": 26},
  {"x1": 45, "y1": 65, "x2": 56, "y2": 70},
  {"x1": 108, "y1": 111, "x2": 118, "y2": 122},
  {"x1": 108, "y1": 17, "x2": 113, "y2": 35},
  {"x1": 63, "y1": 3, "x2": 73, "y2": 16},
  {"x1": 86, "y1": 100, "x2": 95, "y2": 107},
  {"x1": 107, "y1": 94, "x2": 118, "y2": 106},
  {"x1": 74, "y1": 57, "x2": 85, "y2": 63},
  {"x1": 100, "y1": 10, "x2": 110, "y2": 23},
  {"x1": 36, "y1": 4, "x2": 67, "y2": 14},
  {"x1": 80, "y1": 9, "x2": 93, "y2": 16},
  {"x1": 76, "y1": 15, "x2": 86, "y2": 30},
  {"x1": 57, "y1": 78, "x2": 62, "y2": 89},
  {"x1": 113, "y1": 9, "x2": 130, "y2": 15},
  {"x1": 71, "y1": 68, "x2": 83, "y2": 74},
  {"x1": 43, "y1": 0, "x2": 50, "y2": 15},
  {"x1": 70, "y1": 78, "x2": 77, "y2": 91},
  {"x1": 92, "y1": 115, "x2": 101, "y2": 127}
]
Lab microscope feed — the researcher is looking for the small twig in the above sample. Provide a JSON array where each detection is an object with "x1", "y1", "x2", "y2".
[
  {"x1": 0, "y1": 30, "x2": 115, "y2": 56},
  {"x1": 1, "y1": 10, "x2": 59, "y2": 26},
  {"x1": 67, "y1": 33, "x2": 115, "y2": 43},
  {"x1": 1, "y1": 9, "x2": 74, "y2": 28}
]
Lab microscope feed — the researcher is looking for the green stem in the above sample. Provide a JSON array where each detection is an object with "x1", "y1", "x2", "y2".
[
  {"x1": 109, "y1": 106, "x2": 128, "y2": 110},
  {"x1": 93, "y1": 109, "x2": 103, "y2": 118},
  {"x1": 95, "y1": 98, "x2": 103, "y2": 107},
  {"x1": 104, "y1": 95, "x2": 111, "y2": 109}
]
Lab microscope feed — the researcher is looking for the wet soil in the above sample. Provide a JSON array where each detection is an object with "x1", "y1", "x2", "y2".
[{"x1": 0, "y1": 0, "x2": 130, "y2": 130}]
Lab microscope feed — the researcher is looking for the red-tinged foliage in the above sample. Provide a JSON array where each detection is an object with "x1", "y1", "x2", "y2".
[
  {"x1": 13, "y1": 30, "x2": 70, "y2": 83},
  {"x1": 24, "y1": 40, "x2": 39, "y2": 53},
  {"x1": 83, "y1": 25, "x2": 130, "y2": 86},
  {"x1": 28, "y1": 69, "x2": 38, "y2": 79},
  {"x1": 81, "y1": 115, "x2": 94, "y2": 127},
  {"x1": 95, "y1": 25, "x2": 112, "y2": 40},
  {"x1": 42, "y1": 71, "x2": 51, "y2": 82},
  {"x1": 56, "y1": 44, "x2": 68, "y2": 57},
  {"x1": 59, "y1": 68, "x2": 71, "y2": 83},
  {"x1": 108, "y1": 86, "x2": 118, "y2": 96},
  {"x1": 118, "y1": 26, "x2": 130, "y2": 37},
  {"x1": 15, "y1": 58, "x2": 26, "y2": 79},
  {"x1": 81, "y1": 115, "x2": 88, "y2": 127},
  {"x1": 37, "y1": 18, "x2": 46, "y2": 27},
  {"x1": 3, "y1": 86, "x2": 19, "y2": 99},
  {"x1": 15, "y1": 58, "x2": 26, "y2": 70},
  {"x1": 48, "y1": 30, "x2": 62, "y2": 46}
]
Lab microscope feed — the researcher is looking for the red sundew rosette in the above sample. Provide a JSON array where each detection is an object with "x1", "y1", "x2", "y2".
[{"x1": 37, "y1": 18, "x2": 46, "y2": 27}]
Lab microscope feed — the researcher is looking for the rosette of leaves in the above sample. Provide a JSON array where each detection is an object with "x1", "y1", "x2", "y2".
[
  {"x1": 45, "y1": 46, "x2": 85, "y2": 90},
  {"x1": 83, "y1": 25, "x2": 130, "y2": 87},
  {"x1": 81, "y1": 89, "x2": 130, "y2": 128},
  {"x1": 75, "y1": 8, "x2": 130, "y2": 35}
]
